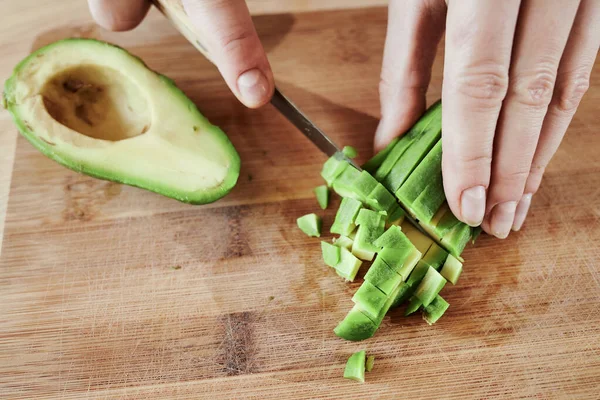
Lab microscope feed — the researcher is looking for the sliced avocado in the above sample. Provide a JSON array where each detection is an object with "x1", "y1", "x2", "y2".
[
  {"x1": 385, "y1": 205, "x2": 405, "y2": 227},
  {"x1": 373, "y1": 282, "x2": 404, "y2": 325},
  {"x1": 364, "y1": 257, "x2": 403, "y2": 295},
  {"x1": 332, "y1": 167, "x2": 362, "y2": 200},
  {"x1": 373, "y1": 225, "x2": 411, "y2": 250},
  {"x1": 334, "y1": 247, "x2": 363, "y2": 281},
  {"x1": 343, "y1": 350, "x2": 366, "y2": 383},
  {"x1": 441, "y1": 223, "x2": 472, "y2": 257},
  {"x1": 401, "y1": 221, "x2": 435, "y2": 254},
  {"x1": 430, "y1": 203, "x2": 450, "y2": 227},
  {"x1": 414, "y1": 266, "x2": 447, "y2": 307},
  {"x1": 404, "y1": 295, "x2": 423, "y2": 316},
  {"x1": 334, "y1": 306, "x2": 379, "y2": 341},
  {"x1": 390, "y1": 282, "x2": 413, "y2": 309},
  {"x1": 351, "y1": 170, "x2": 379, "y2": 202},
  {"x1": 3, "y1": 39, "x2": 240, "y2": 204},
  {"x1": 314, "y1": 185, "x2": 330, "y2": 210},
  {"x1": 422, "y1": 295, "x2": 450, "y2": 325},
  {"x1": 422, "y1": 243, "x2": 449, "y2": 270},
  {"x1": 366, "y1": 183, "x2": 397, "y2": 214},
  {"x1": 352, "y1": 281, "x2": 388, "y2": 320},
  {"x1": 406, "y1": 260, "x2": 431, "y2": 287},
  {"x1": 362, "y1": 137, "x2": 399, "y2": 173},
  {"x1": 321, "y1": 154, "x2": 350, "y2": 186},
  {"x1": 396, "y1": 140, "x2": 443, "y2": 206},
  {"x1": 331, "y1": 197, "x2": 362, "y2": 236},
  {"x1": 433, "y1": 207, "x2": 463, "y2": 238},
  {"x1": 342, "y1": 145, "x2": 358, "y2": 159},
  {"x1": 297, "y1": 213, "x2": 322, "y2": 237},
  {"x1": 333, "y1": 235, "x2": 353, "y2": 250},
  {"x1": 321, "y1": 241, "x2": 341, "y2": 267},
  {"x1": 440, "y1": 254, "x2": 463, "y2": 285},
  {"x1": 411, "y1": 168, "x2": 445, "y2": 223},
  {"x1": 352, "y1": 209, "x2": 385, "y2": 261},
  {"x1": 365, "y1": 355, "x2": 375, "y2": 372}
]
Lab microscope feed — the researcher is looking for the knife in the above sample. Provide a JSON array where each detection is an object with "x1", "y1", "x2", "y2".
[{"x1": 152, "y1": 0, "x2": 427, "y2": 234}]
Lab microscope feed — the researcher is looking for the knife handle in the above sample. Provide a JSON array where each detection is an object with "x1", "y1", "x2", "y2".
[{"x1": 151, "y1": 0, "x2": 215, "y2": 64}]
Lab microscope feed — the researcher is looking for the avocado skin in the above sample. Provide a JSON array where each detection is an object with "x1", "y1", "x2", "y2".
[{"x1": 3, "y1": 38, "x2": 240, "y2": 205}]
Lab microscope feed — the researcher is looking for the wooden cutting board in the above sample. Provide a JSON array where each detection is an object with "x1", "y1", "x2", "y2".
[{"x1": 1, "y1": 7, "x2": 599, "y2": 399}]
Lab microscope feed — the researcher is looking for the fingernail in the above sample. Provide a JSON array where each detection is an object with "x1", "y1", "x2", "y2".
[
  {"x1": 512, "y1": 193, "x2": 533, "y2": 232},
  {"x1": 237, "y1": 69, "x2": 269, "y2": 107},
  {"x1": 460, "y1": 186, "x2": 486, "y2": 226},
  {"x1": 490, "y1": 201, "x2": 518, "y2": 239}
]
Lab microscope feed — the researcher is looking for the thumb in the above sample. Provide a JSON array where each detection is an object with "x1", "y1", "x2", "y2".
[{"x1": 182, "y1": 0, "x2": 274, "y2": 108}]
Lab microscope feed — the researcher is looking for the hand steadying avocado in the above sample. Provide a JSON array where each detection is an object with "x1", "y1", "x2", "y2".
[{"x1": 88, "y1": 0, "x2": 599, "y2": 238}]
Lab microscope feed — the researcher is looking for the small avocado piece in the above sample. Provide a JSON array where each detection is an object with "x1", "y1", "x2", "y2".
[
  {"x1": 405, "y1": 295, "x2": 423, "y2": 316},
  {"x1": 373, "y1": 225, "x2": 411, "y2": 250},
  {"x1": 401, "y1": 221, "x2": 435, "y2": 255},
  {"x1": 363, "y1": 137, "x2": 399, "y2": 173},
  {"x1": 430, "y1": 203, "x2": 450, "y2": 227},
  {"x1": 321, "y1": 241, "x2": 341, "y2": 267},
  {"x1": 364, "y1": 257, "x2": 403, "y2": 295},
  {"x1": 414, "y1": 266, "x2": 447, "y2": 307},
  {"x1": 352, "y1": 209, "x2": 385, "y2": 261},
  {"x1": 385, "y1": 205, "x2": 405, "y2": 227},
  {"x1": 297, "y1": 213, "x2": 322, "y2": 237},
  {"x1": 333, "y1": 235, "x2": 353, "y2": 250},
  {"x1": 342, "y1": 145, "x2": 358, "y2": 159},
  {"x1": 441, "y1": 223, "x2": 472, "y2": 257},
  {"x1": 334, "y1": 247, "x2": 363, "y2": 281},
  {"x1": 332, "y1": 167, "x2": 363, "y2": 200},
  {"x1": 406, "y1": 260, "x2": 431, "y2": 287},
  {"x1": 3, "y1": 39, "x2": 240, "y2": 204},
  {"x1": 334, "y1": 306, "x2": 379, "y2": 341},
  {"x1": 422, "y1": 243, "x2": 449, "y2": 270},
  {"x1": 343, "y1": 350, "x2": 366, "y2": 383},
  {"x1": 365, "y1": 355, "x2": 375, "y2": 372},
  {"x1": 366, "y1": 183, "x2": 397, "y2": 214},
  {"x1": 433, "y1": 207, "x2": 462, "y2": 238},
  {"x1": 374, "y1": 283, "x2": 404, "y2": 324},
  {"x1": 331, "y1": 197, "x2": 363, "y2": 236},
  {"x1": 377, "y1": 247, "x2": 417, "y2": 278},
  {"x1": 411, "y1": 169, "x2": 445, "y2": 223},
  {"x1": 390, "y1": 282, "x2": 414, "y2": 309},
  {"x1": 355, "y1": 208, "x2": 384, "y2": 227},
  {"x1": 352, "y1": 281, "x2": 388, "y2": 320},
  {"x1": 396, "y1": 140, "x2": 443, "y2": 206},
  {"x1": 351, "y1": 171, "x2": 379, "y2": 202},
  {"x1": 422, "y1": 295, "x2": 450, "y2": 324},
  {"x1": 440, "y1": 254, "x2": 463, "y2": 284},
  {"x1": 314, "y1": 185, "x2": 330, "y2": 210},
  {"x1": 321, "y1": 154, "x2": 350, "y2": 186}
]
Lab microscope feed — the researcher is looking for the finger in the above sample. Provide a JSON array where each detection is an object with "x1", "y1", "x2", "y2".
[
  {"x1": 513, "y1": 0, "x2": 600, "y2": 231},
  {"x1": 87, "y1": 0, "x2": 150, "y2": 31},
  {"x1": 373, "y1": 0, "x2": 446, "y2": 152},
  {"x1": 486, "y1": 0, "x2": 581, "y2": 238},
  {"x1": 182, "y1": 0, "x2": 274, "y2": 108},
  {"x1": 441, "y1": 0, "x2": 521, "y2": 227}
]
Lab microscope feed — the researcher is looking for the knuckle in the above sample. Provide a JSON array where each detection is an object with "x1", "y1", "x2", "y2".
[
  {"x1": 217, "y1": 29, "x2": 255, "y2": 55},
  {"x1": 555, "y1": 70, "x2": 590, "y2": 112},
  {"x1": 510, "y1": 64, "x2": 557, "y2": 108},
  {"x1": 450, "y1": 62, "x2": 509, "y2": 106},
  {"x1": 445, "y1": 153, "x2": 492, "y2": 175}
]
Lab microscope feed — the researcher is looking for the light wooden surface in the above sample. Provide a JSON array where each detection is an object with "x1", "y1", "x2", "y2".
[{"x1": 1, "y1": 3, "x2": 599, "y2": 400}]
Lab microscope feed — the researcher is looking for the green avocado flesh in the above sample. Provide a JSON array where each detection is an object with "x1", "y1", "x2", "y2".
[
  {"x1": 334, "y1": 247, "x2": 363, "y2": 281},
  {"x1": 321, "y1": 241, "x2": 341, "y2": 267},
  {"x1": 364, "y1": 257, "x2": 403, "y2": 295},
  {"x1": 362, "y1": 137, "x2": 398, "y2": 173},
  {"x1": 342, "y1": 145, "x2": 358, "y2": 159},
  {"x1": 343, "y1": 350, "x2": 366, "y2": 383},
  {"x1": 366, "y1": 355, "x2": 375, "y2": 372},
  {"x1": 374, "y1": 225, "x2": 411, "y2": 250},
  {"x1": 297, "y1": 213, "x2": 322, "y2": 237},
  {"x1": 314, "y1": 185, "x2": 329, "y2": 209},
  {"x1": 414, "y1": 266, "x2": 447, "y2": 307},
  {"x1": 331, "y1": 197, "x2": 363, "y2": 236},
  {"x1": 334, "y1": 306, "x2": 378, "y2": 341},
  {"x1": 321, "y1": 153, "x2": 349, "y2": 186},
  {"x1": 3, "y1": 39, "x2": 240, "y2": 204},
  {"x1": 440, "y1": 254, "x2": 463, "y2": 285},
  {"x1": 405, "y1": 296, "x2": 423, "y2": 316},
  {"x1": 352, "y1": 280, "x2": 388, "y2": 320},
  {"x1": 332, "y1": 167, "x2": 362, "y2": 200},
  {"x1": 422, "y1": 295, "x2": 449, "y2": 324}
]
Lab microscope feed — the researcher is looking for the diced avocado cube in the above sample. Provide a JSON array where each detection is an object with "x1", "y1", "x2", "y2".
[
  {"x1": 351, "y1": 171, "x2": 379, "y2": 202},
  {"x1": 405, "y1": 296, "x2": 423, "y2": 316},
  {"x1": 383, "y1": 105, "x2": 442, "y2": 192},
  {"x1": 321, "y1": 154, "x2": 349, "y2": 186},
  {"x1": 334, "y1": 247, "x2": 363, "y2": 281},
  {"x1": 440, "y1": 254, "x2": 463, "y2": 285},
  {"x1": 386, "y1": 205, "x2": 405, "y2": 227},
  {"x1": 333, "y1": 235, "x2": 353, "y2": 250},
  {"x1": 373, "y1": 283, "x2": 404, "y2": 325},
  {"x1": 297, "y1": 213, "x2": 322, "y2": 237},
  {"x1": 414, "y1": 266, "x2": 447, "y2": 307},
  {"x1": 342, "y1": 146, "x2": 358, "y2": 159},
  {"x1": 332, "y1": 167, "x2": 363, "y2": 200},
  {"x1": 366, "y1": 183, "x2": 397, "y2": 214},
  {"x1": 401, "y1": 221, "x2": 434, "y2": 254},
  {"x1": 430, "y1": 203, "x2": 450, "y2": 226},
  {"x1": 396, "y1": 140, "x2": 443, "y2": 206},
  {"x1": 321, "y1": 241, "x2": 341, "y2": 267},
  {"x1": 374, "y1": 139, "x2": 413, "y2": 183},
  {"x1": 377, "y1": 247, "x2": 421, "y2": 280},
  {"x1": 422, "y1": 295, "x2": 450, "y2": 325},
  {"x1": 334, "y1": 306, "x2": 379, "y2": 341},
  {"x1": 355, "y1": 208, "x2": 384, "y2": 227},
  {"x1": 352, "y1": 209, "x2": 385, "y2": 261},
  {"x1": 373, "y1": 225, "x2": 411, "y2": 250},
  {"x1": 433, "y1": 206, "x2": 462, "y2": 238},
  {"x1": 390, "y1": 282, "x2": 414, "y2": 309},
  {"x1": 406, "y1": 260, "x2": 431, "y2": 287},
  {"x1": 348, "y1": 229, "x2": 357, "y2": 240},
  {"x1": 331, "y1": 197, "x2": 362, "y2": 236},
  {"x1": 395, "y1": 248, "x2": 422, "y2": 281},
  {"x1": 422, "y1": 243, "x2": 449, "y2": 270},
  {"x1": 366, "y1": 355, "x2": 375, "y2": 372},
  {"x1": 441, "y1": 223, "x2": 472, "y2": 257},
  {"x1": 343, "y1": 350, "x2": 366, "y2": 383},
  {"x1": 364, "y1": 257, "x2": 403, "y2": 295},
  {"x1": 352, "y1": 281, "x2": 388, "y2": 320},
  {"x1": 412, "y1": 169, "x2": 445, "y2": 223},
  {"x1": 314, "y1": 185, "x2": 330, "y2": 210},
  {"x1": 363, "y1": 137, "x2": 399, "y2": 173}
]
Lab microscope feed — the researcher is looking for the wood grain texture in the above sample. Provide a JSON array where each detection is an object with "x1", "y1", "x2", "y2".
[{"x1": 1, "y1": 6, "x2": 599, "y2": 400}]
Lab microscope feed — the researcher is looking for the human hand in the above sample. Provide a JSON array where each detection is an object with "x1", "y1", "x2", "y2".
[
  {"x1": 374, "y1": 0, "x2": 599, "y2": 238},
  {"x1": 87, "y1": 0, "x2": 274, "y2": 108}
]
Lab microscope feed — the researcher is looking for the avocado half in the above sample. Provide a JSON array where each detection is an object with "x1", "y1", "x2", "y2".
[{"x1": 2, "y1": 38, "x2": 240, "y2": 204}]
